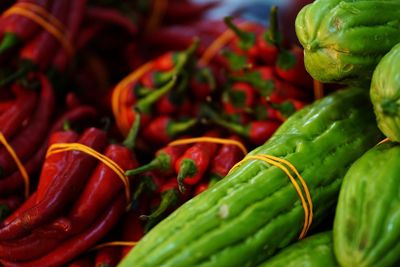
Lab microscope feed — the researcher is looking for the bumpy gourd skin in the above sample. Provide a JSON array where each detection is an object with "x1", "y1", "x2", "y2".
[
  {"x1": 370, "y1": 43, "x2": 400, "y2": 142},
  {"x1": 295, "y1": 0, "x2": 400, "y2": 85},
  {"x1": 334, "y1": 142, "x2": 400, "y2": 267},
  {"x1": 119, "y1": 88, "x2": 382, "y2": 267},
  {"x1": 258, "y1": 232, "x2": 339, "y2": 267}
]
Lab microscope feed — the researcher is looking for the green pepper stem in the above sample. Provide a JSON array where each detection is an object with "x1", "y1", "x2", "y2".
[
  {"x1": 141, "y1": 189, "x2": 179, "y2": 232},
  {"x1": 125, "y1": 158, "x2": 160, "y2": 177},
  {"x1": 0, "y1": 62, "x2": 32, "y2": 87},
  {"x1": 0, "y1": 33, "x2": 19, "y2": 54},
  {"x1": 177, "y1": 159, "x2": 197, "y2": 193},
  {"x1": 201, "y1": 104, "x2": 247, "y2": 136},
  {"x1": 266, "y1": 6, "x2": 280, "y2": 48},
  {"x1": 63, "y1": 120, "x2": 71, "y2": 131},
  {"x1": 135, "y1": 75, "x2": 177, "y2": 113},
  {"x1": 167, "y1": 118, "x2": 197, "y2": 138},
  {"x1": 224, "y1": 16, "x2": 255, "y2": 50},
  {"x1": 123, "y1": 109, "x2": 141, "y2": 150}
]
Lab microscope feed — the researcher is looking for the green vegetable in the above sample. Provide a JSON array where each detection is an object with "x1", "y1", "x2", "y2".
[
  {"x1": 119, "y1": 87, "x2": 383, "y2": 267},
  {"x1": 258, "y1": 231, "x2": 339, "y2": 267},
  {"x1": 370, "y1": 43, "x2": 400, "y2": 142},
  {"x1": 295, "y1": 0, "x2": 400, "y2": 85},
  {"x1": 334, "y1": 141, "x2": 400, "y2": 267}
]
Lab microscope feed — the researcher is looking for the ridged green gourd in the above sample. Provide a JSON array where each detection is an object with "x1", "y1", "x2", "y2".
[
  {"x1": 295, "y1": 0, "x2": 400, "y2": 85},
  {"x1": 258, "y1": 231, "x2": 339, "y2": 267},
  {"x1": 370, "y1": 43, "x2": 400, "y2": 142},
  {"x1": 119, "y1": 88, "x2": 382, "y2": 267},
  {"x1": 334, "y1": 141, "x2": 400, "y2": 267}
]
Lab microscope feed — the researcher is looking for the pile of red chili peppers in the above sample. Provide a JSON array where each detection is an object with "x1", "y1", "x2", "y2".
[{"x1": 0, "y1": 0, "x2": 317, "y2": 266}]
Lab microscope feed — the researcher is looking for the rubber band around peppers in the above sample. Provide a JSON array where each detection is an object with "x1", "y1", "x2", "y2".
[
  {"x1": 146, "y1": 0, "x2": 168, "y2": 34},
  {"x1": 45, "y1": 143, "x2": 131, "y2": 204},
  {"x1": 228, "y1": 154, "x2": 313, "y2": 239},
  {"x1": 92, "y1": 241, "x2": 138, "y2": 251},
  {"x1": 168, "y1": 137, "x2": 248, "y2": 155},
  {"x1": 112, "y1": 61, "x2": 155, "y2": 136},
  {"x1": 2, "y1": 3, "x2": 74, "y2": 56},
  {"x1": 0, "y1": 132, "x2": 30, "y2": 199},
  {"x1": 199, "y1": 21, "x2": 259, "y2": 66}
]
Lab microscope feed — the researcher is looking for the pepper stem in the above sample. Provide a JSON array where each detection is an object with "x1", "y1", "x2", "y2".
[
  {"x1": 135, "y1": 75, "x2": 177, "y2": 113},
  {"x1": 224, "y1": 16, "x2": 255, "y2": 50},
  {"x1": 264, "y1": 6, "x2": 281, "y2": 48},
  {"x1": 125, "y1": 158, "x2": 160, "y2": 177},
  {"x1": 177, "y1": 159, "x2": 197, "y2": 193},
  {"x1": 123, "y1": 109, "x2": 141, "y2": 150},
  {"x1": 167, "y1": 118, "x2": 197, "y2": 138},
  {"x1": 140, "y1": 189, "x2": 179, "y2": 232},
  {"x1": 0, "y1": 33, "x2": 19, "y2": 54},
  {"x1": 0, "y1": 62, "x2": 32, "y2": 87}
]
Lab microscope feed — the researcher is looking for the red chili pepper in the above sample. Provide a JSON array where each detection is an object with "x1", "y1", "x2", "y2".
[
  {"x1": 19, "y1": 0, "x2": 70, "y2": 70},
  {"x1": 52, "y1": 0, "x2": 87, "y2": 71},
  {"x1": 120, "y1": 211, "x2": 144, "y2": 258},
  {"x1": 85, "y1": 6, "x2": 137, "y2": 35},
  {"x1": 222, "y1": 82, "x2": 256, "y2": 114},
  {"x1": 175, "y1": 131, "x2": 219, "y2": 192},
  {"x1": 94, "y1": 246, "x2": 121, "y2": 267},
  {"x1": 209, "y1": 135, "x2": 245, "y2": 179},
  {"x1": 0, "y1": 83, "x2": 37, "y2": 139},
  {"x1": 0, "y1": 100, "x2": 14, "y2": 113},
  {"x1": 0, "y1": 127, "x2": 108, "y2": 241},
  {"x1": 2, "y1": 192, "x2": 37, "y2": 226},
  {"x1": 190, "y1": 66, "x2": 215, "y2": 101},
  {"x1": 0, "y1": 0, "x2": 50, "y2": 53},
  {"x1": 223, "y1": 16, "x2": 259, "y2": 55},
  {"x1": 126, "y1": 142, "x2": 190, "y2": 177},
  {"x1": 140, "y1": 177, "x2": 181, "y2": 232},
  {"x1": 0, "y1": 195, "x2": 126, "y2": 267},
  {"x1": 275, "y1": 45, "x2": 313, "y2": 89},
  {"x1": 69, "y1": 254, "x2": 94, "y2": 267},
  {"x1": 49, "y1": 105, "x2": 97, "y2": 133},
  {"x1": 163, "y1": 1, "x2": 217, "y2": 24},
  {"x1": 194, "y1": 182, "x2": 208, "y2": 196},
  {"x1": 0, "y1": 73, "x2": 54, "y2": 175},
  {"x1": 143, "y1": 116, "x2": 197, "y2": 146}
]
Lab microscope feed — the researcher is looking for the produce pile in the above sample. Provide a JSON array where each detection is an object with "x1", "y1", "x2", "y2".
[{"x1": 0, "y1": 0, "x2": 320, "y2": 266}]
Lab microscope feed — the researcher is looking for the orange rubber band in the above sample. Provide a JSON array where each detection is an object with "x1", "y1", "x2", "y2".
[
  {"x1": 46, "y1": 143, "x2": 131, "y2": 202},
  {"x1": 229, "y1": 154, "x2": 313, "y2": 239},
  {"x1": 199, "y1": 21, "x2": 257, "y2": 66},
  {"x1": 111, "y1": 62, "x2": 155, "y2": 136},
  {"x1": 92, "y1": 241, "x2": 138, "y2": 251},
  {"x1": 3, "y1": 4, "x2": 73, "y2": 55},
  {"x1": 146, "y1": 0, "x2": 168, "y2": 34},
  {"x1": 168, "y1": 137, "x2": 248, "y2": 155},
  {"x1": 0, "y1": 132, "x2": 30, "y2": 199}
]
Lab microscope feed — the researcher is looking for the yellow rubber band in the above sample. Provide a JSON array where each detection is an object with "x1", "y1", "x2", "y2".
[
  {"x1": 168, "y1": 137, "x2": 248, "y2": 155},
  {"x1": 313, "y1": 79, "x2": 324, "y2": 100},
  {"x1": 199, "y1": 22, "x2": 256, "y2": 66},
  {"x1": 46, "y1": 143, "x2": 131, "y2": 202},
  {"x1": 0, "y1": 132, "x2": 30, "y2": 199},
  {"x1": 12, "y1": 3, "x2": 66, "y2": 33},
  {"x1": 3, "y1": 5, "x2": 74, "y2": 56},
  {"x1": 146, "y1": 0, "x2": 168, "y2": 34},
  {"x1": 112, "y1": 61, "x2": 154, "y2": 136},
  {"x1": 92, "y1": 241, "x2": 138, "y2": 251},
  {"x1": 229, "y1": 154, "x2": 312, "y2": 239},
  {"x1": 377, "y1": 138, "x2": 390, "y2": 145}
]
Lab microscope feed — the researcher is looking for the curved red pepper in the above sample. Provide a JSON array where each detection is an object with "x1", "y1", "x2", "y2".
[
  {"x1": 0, "y1": 195, "x2": 125, "y2": 267},
  {"x1": 175, "y1": 131, "x2": 219, "y2": 192},
  {"x1": 0, "y1": 127, "x2": 108, "y2": 241},
  {"x1": 94, "y1": 246, "x2": 121, "y2": 267}
]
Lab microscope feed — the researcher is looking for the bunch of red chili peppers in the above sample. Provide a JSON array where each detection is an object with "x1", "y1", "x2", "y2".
[{"x1": 0, "y1": 0, "x2": 318, "y2": 266}]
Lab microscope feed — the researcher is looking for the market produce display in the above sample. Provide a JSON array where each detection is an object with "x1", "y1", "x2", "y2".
[{"x1": 0, "y1": 0, "x2": 399, "y2": 266}]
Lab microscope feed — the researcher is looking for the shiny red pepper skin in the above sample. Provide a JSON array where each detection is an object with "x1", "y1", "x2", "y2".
[
  {"x1": 194, "y1": 183, "x2": 208, "y2": 196},
  {"x1": 0, "y1": 83, "x2": 37, "y2": 139},
  {"x1": 19, "y1": 0, "x2": 70, "y2": 70},
  {"x1": 175, "y1": 131, "x2": 219, "y2": 191},
  {"x1": 94, "y1": 246, "x2": 121, "y2": 267},
  {"x1": 0, "y1": 128, "x2": 108, "y2": 241},
  {"x1": 247, "y1": 120, "x2": 280, "y2": 145},
  {"x1": 49, "y1": 144, "x2": 138, "y2": 237},
  {"x1": 0, "y1": 74, "x2": 54, "y2": 175},
  {"x1": 0, "y1": 195, "x2": 125, "y2": 267},
  {"x1": 209, "y1": 135, "x2": 245, "y2": 179}
]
